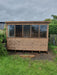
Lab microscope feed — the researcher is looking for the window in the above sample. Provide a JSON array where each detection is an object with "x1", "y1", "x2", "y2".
[
  {"x1": 23, "y1": 25, "x2": 30, "y2": 37},
  {"x1": 32, "y1": 25, "x2": 39, "y2": 37},
  {"x1": 8, "y1": 25, "x2": 14, "y2": 37},
  {"x1": 16, "y1": 25, "x2": 22, "y2": 37},
  {"x1": 40, "y1": 25, "x2": 47, "y2": 38},
  {"x1": 8, "y1": 24, "x2": 48, "y2": 38}
]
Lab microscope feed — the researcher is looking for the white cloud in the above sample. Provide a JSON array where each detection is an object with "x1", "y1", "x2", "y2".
[{"x1": 0, "y1": 0, "x2": 57, "y2": 21}]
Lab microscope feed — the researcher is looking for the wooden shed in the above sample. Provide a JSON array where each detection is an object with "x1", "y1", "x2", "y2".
[{"x1": 6, "y1": 21, "x2": 50, "y2": 52}]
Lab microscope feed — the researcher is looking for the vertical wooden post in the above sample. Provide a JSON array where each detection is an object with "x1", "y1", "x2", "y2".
[
  {"x1": 39, "y1": 25, "x2": 40, "y2": 38},
  {"x1": 14, "y1": 25, "x2": 16, "y2": 37},
  {"x1": 47, "y1": 25, "x2": 49, "y2": 38},
  {"x1": 30, "y1": 25, "x2": 31, "y2": 38},
  {"x1": 47, "y1": 25, "x2": 49, "y2": 51},
  {"x1": 6, "y1": 24, "x2": 7, "y2": 38},
  {"x1": 22, "y1": 24, "x2": 23, "y2": 37}
]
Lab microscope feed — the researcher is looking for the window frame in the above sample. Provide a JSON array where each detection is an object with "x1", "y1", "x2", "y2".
[
  {"x1": 8, "y1": 25, "x2": 15, "y2": 37},
  {"x1": 39, "y1": 25, "x2": 48, "y2": 38},
  {"x1": 8, "y1": 24, "x2": 48, "y2": 38},
  {"x1": 31, "y1": 25, "x2": 39, "y2": 38},
  {"x1": 23, "y1": 25, "x2": 31, "y2": 38},
  {"x1": 15, "y1": 25, "x2": 22, "y2": 37}
]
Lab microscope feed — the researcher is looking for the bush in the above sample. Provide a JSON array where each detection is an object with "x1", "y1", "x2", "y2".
[
  {"x1": 3, "y1": 28, "x2": 7, "y2": 43},
  {"x1": 4, "y1": 34, "x2": 7, "y2": 43},
  {"x1": 0, "y1": 29, "x2": 7, "y2": 56},
  {"x1": 49, "y1": 25, "x2": 57, "y2": 34},
  {"x1": 0, "y1": 28, "x2": 7, "y2": 43},
  {"x1": 49, "y1": 20, "x2": 57, "y2": 35}
]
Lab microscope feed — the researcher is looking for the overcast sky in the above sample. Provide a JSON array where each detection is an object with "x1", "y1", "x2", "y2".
[{"x1": 0, "y1": 0, "x2": 57, "y2": 21}]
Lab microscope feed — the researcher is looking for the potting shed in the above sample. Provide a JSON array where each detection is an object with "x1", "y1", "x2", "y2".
[{"x1": 6, "y1": 21, "x2": 50, "y2": 51}]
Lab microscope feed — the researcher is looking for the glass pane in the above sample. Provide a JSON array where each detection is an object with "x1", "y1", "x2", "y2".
[
  {"x1": 40, "y1": 25, "x2": 47, "y2": 38},
  {"x1": 23, "y1": 25, "x2": 30, "y2": 37},
  {"x1": 8, "y1": 25, "x2": 14, "y2": 37},
  {"x1": 32, "y1": 25, "x2": 39, "y2": 37},
  {"x1": 16, "y1": 25, "x2": 22, "y2": 37}
]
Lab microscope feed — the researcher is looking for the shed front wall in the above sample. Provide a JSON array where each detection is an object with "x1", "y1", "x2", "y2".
[
  {"x1": 6, "y1": 21, "x2": 49, "y2": 51},
  {"x1": 7, "y1": 38, "x2": 48, "y2": 51}
]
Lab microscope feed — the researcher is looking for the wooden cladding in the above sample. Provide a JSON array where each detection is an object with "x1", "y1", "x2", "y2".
[{"x1": 7, "y1": 38, "x2": 48, "y2": 51}]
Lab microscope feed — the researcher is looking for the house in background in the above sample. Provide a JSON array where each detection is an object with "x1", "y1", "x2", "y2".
[{"x1": 0, "y1": 22, "x2": 5, "y2": 30}]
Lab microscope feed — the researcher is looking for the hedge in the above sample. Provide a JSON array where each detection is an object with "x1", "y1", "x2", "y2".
[{"x1": 49, "y1": 25, "x2": 57, "y2": 34}]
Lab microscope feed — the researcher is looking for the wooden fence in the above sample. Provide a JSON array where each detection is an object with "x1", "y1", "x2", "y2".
[{"x1": 50, "y1": 34, "x2": 57, "y2": 45}]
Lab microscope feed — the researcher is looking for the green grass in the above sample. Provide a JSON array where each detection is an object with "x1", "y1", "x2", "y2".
[
  {"x1": 0, "y1": 55, "x2": 57, "y2": 75},
  {"x1": 48, "y1": 43, "x2": 57, "y2": 64},
  {"x1": 49, "y1": 43, "x2": 57, "y2": 54}
]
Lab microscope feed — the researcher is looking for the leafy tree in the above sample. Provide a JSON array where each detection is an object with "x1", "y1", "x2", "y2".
[
  {"x1": 49, "y1": 19, "x2": 57, "y2": 25},
  {"x1": 49, "y1": 15, "x2": 57, "y2": 35},
  {"x1": 44, "y1": 18, "x2": 52, "y2": 21},
  {"x1": 52, "y1": 15, "x2": 57, "y2": 20}
]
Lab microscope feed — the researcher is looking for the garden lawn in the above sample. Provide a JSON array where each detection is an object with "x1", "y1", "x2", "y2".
[{"x1": 0, "y1": 55, "x2": 57, "y2": 75}]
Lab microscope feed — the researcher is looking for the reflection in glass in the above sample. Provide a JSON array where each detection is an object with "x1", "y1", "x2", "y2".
[
  {"x1": 8, "y1": 25, "x2": 14, "y2": 37},
  {"x1": 23, "y1": 25, "x2": 30, "y2": 37},
  {"x1": 32, "y1": 25, "x2": 39, "y2": 37},
  {"x1": 40, "y1": 25, "x2": 47, "y2": 38},
  {"x1": 16, "y1": 25, "x2": 22, "y2": 37}
]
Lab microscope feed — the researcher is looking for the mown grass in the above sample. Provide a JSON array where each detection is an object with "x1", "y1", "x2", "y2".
[
  {"x1": 49, "y1": 43, "x2": 57, "y2": 64},
  {"x1": 0, "y1": 55, "x2": 57, "y2": 75}
]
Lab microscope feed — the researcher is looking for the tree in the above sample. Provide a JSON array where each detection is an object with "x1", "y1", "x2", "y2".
[
  {"x1": 52, "y1": 15, "x2": 57, "y2": 20},
  {"x1": 49, "y1": 15, "x2": 57, "y2": 35},
  {"x1": 44, "y1": 18, "x2": 52, "y2": 21}
]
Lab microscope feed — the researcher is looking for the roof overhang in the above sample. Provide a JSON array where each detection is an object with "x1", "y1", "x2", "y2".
[{"x1": 5, "y1": 21, "x2": 50, "y2": 25}]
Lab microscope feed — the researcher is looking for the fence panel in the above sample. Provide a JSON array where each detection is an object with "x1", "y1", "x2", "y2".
[{"x1": 50, "y1": 34, "x2": 57, "y2": 45}]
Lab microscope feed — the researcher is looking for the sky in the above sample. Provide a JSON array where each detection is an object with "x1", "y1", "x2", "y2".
[{"x1": 0, "y1": 0, "x2": 57, "y2": 21}]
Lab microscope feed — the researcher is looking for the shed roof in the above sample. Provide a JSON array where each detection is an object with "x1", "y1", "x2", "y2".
[{"x1": 5, "y1": 21, "x2": 50, "y2": 25}]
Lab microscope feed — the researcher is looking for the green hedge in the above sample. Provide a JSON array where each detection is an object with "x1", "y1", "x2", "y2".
[
  {"x1": 49, "y1": 25, "x2": 57, "y2": 34},
  {"x1": 49, "y1": 20, "x2": 57, "y2": 34}
]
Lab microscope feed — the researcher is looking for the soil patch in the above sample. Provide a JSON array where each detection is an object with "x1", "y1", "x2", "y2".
[{"x1": 8, "y1": 49, "x2": 56, "y2": 61}]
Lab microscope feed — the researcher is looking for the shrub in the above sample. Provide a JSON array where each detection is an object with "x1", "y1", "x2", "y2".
[
  {"x1": 0, "y1": 28, "x2": 7, "y2": 43},
  {"x1": 49, "y1": 20, "x2": 57, "y2": 35},
  {"x1": 0, "y1": 29, "x2": 7, "y2": 56},
  {"x1": 3, "y1": 28, "x2": 7, "y2": 43},
  {"x1": 49, "y1": 25, "x2": 57, "y2": 34}
]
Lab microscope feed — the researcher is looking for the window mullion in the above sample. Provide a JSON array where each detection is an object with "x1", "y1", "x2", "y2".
[
  {"x1": 30, "y1": 25, "x2": 31, "y2": 38},
  {"x1": 39, "y1": 25, "x2": 40, "y2": 38},
  {"x1": 22, "y1": 25, "x2": 23, "y2": 37},
  {"x1": 14, "y1": 25, "x2": 16, "y2": 37}
]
